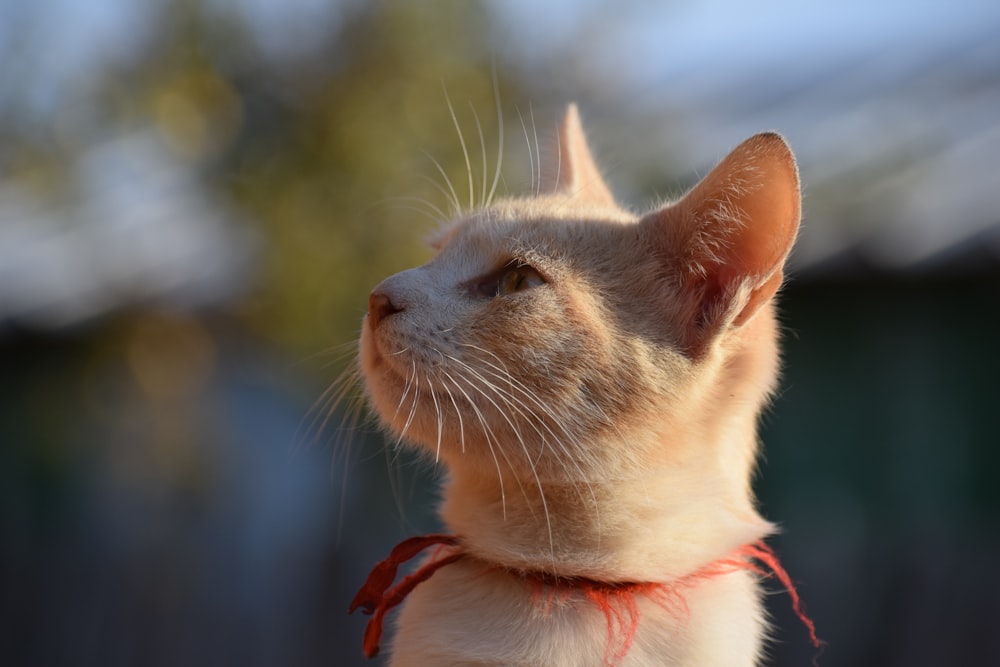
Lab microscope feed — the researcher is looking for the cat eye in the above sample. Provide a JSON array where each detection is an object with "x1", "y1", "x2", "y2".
[
  {"x1": 497, "y1": 265, "x2": 545, "y2": 296},
  {"x1": 471, "y1": 261, "x2": 546, "y2": 299}
]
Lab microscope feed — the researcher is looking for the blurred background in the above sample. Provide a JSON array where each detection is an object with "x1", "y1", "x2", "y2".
[{"x1": 1, "y1": 0, "x2": 998, "y2": 665}]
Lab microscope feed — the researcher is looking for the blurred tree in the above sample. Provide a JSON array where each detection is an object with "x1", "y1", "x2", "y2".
[
  {"x1": 147, "y1": 0, "x2": 526, "y2": 356},
  {"x1": 2, "y1": 0, "x2": 534, "y2": 357}
]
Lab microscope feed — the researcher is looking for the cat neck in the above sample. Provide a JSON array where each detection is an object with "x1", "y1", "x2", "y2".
[
  {"x1": 438, "y1": 361, "x2": 775, "y2": 584},
  {"x1": 439, "y1": 457, "x2": 773, "y2": 583}
]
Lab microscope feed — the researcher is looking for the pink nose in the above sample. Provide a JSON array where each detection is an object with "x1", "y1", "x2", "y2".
[{"x1": 368, "y1": 291, "x2": 403, "y2": 330}]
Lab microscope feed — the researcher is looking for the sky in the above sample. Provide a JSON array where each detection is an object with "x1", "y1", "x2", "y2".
[
  {"x1": 2, "y1": 0, "x2": 999, "y2": 323},
  {"x1": 5, "y1": 0, "x2": 999, "y2": 122},
  {"x1": 491, "y1": 0, "x2": 1000, "y2": 78}
]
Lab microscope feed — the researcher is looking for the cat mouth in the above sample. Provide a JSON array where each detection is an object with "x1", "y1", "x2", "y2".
[
  {"x1": 360, "y1": 321, "x2": 395, "y2": 378},
  {"x1": 362, "y1": 327, "x2": 423, "y2": 390}
]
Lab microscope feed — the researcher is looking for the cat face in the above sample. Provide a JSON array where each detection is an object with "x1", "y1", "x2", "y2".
[
  {"x1": 360, "y1": 106, "x2": 800, "y2": 491},
  {"x1": 362, "y1": 200, "x2": 660, "y2": 482}
]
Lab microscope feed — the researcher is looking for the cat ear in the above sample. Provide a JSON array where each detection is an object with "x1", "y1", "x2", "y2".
[
  {"x1": 543, "y1": 104, "x2": 617, "y2": 208},
  {"x1": 644, "y1": 133, "x2": 800, "y2": 353}
]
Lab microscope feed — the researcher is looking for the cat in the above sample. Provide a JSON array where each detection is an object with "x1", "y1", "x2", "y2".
[{"x1": 351, "y1": 104, "x2": 812, "y2": 666}]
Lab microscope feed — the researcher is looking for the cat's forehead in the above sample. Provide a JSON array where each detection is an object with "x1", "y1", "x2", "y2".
[{"x1": 432, "y1": 197, "x2": 637, "y2": 263}]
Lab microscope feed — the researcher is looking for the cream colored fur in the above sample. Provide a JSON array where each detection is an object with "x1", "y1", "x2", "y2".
[{"x1": 359, "y1": 105, "x2": 801, "y2": 666}]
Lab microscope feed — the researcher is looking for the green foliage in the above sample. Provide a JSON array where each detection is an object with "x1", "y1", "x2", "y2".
[
  {"x1": 177, "y1": 0, "x2": 520, "y2": 356},
  {"x1": 5, "y1": 0, "x2": 529, "y2": 360}
]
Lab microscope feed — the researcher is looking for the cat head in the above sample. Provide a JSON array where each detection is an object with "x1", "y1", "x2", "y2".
[{"x1": 360, "y1": 105, "x2": 799, "y2": 492}]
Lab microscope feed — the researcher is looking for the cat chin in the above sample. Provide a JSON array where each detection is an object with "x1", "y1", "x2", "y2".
[
  {"x1": 358, "y1": 319, "x2": 424, "y2": 422},
  {"x1": 358, "y1": 347, "x2": 535, "y2": 466}
]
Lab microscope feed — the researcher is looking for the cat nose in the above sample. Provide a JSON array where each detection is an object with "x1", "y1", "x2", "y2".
[{"x1": 368, "y1": 290, "x2": 404, "y2": 330}]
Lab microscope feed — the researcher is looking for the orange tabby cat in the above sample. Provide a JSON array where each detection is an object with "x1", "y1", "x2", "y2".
[{"x1": 354, "y1": 105, "x2": 806, "y2": 666}]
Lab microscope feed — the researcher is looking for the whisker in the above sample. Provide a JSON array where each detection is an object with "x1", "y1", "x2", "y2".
[
  {"x1": 390, "y1": 358, "x2": 417, "y2": 424},
  {"x1": 294, "y1": 338, "x2": 358, "y2": 367},
  {"x1": 381, "y1": 195, "x2": 451, "y2": 225},
  {"x1": 443, "y1": 379, "x2": 466, "y2": 453},
  {"x1": 529, "y1": 101, "x2": 540, "y2": 197},
  {"x1": 469, "y1": 101, "x2": 488, "y2": 210},
  {"x1": 443, "y1": 81, "x2": 475, "y2": 211},
  {"x1": 444, "y1": 355, "x2": 556, "y2": 563},
  {"x1": 296, "y1": 345, "x2": 370, "y2": 547},
  {"x1": 318, "y1": 369, "x2": 363, "y2": 443},
  {"x1": 416, "y1": 174, "x2": 463, "y2": 219},
  {"x1": 554, "y1": 112, "x2": 563, "y2": 193},
  {"x1": 297, "y1": 354, "x2": 362, "y2": 450},
  {"x1": 331, "y1": 375, "x2": 371, "y2": 545},
  {"x1": 382, "y1": 365, "x2": 421, "y2": 529},
  {"x1": 441, "y1": 369, "x2": 511, "y2": 520},
  {"x1": 516, "y1": 105, "x2": 535, "y2": 197},
  {"x1": 396, "y1": 362, "x2": 421, "y2": 449},
  {"x1": 422, "y1": 151, "x2": 463, "y2": 216},
  {"x1": 486, "y1": 64, "x2": 504, "y2": 208},
  {"x1": 427, "y1": 372, "x2": 444, "y2": 463},
  {"x1": 456, "y1": 344, "x2": 603, "y2": 542},
  {"x1": 385, "y1": 204, "x2": 446, "y2": 227},
  {"x1": 473, "y1": 360, "x2": 600, "y2": 514}
]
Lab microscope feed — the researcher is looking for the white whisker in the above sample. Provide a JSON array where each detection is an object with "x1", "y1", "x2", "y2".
[
  {"x1": 397, "y1": 362, "x2": 421, "y2": 449},
  {"x1": 383, "y1": 195, "x2": 450, "y2": 225},
  {"x1": 529, "y1": 101, "x2": 540, "y2": 197},
  {"x1": 516, "y1": 105, "x2": 535, "y2": 197},
  {"x1": 443, "y1": 354, "x2": 556, "y2": 563},
  {"x1": 443, "y1": 380, "x2": 466, "y2": 453},
  {"x1": 391, "y1": 359, "x2": 417, "y2": 424},
  {"x1": 486, "y1": 65, "x2": 504, "y2": 208},
  {"x1": 423, "y1": 151, "x2": 463, "y2": 215},
  {"x1": 441, "y1": 369, "x2": 510, "y2": 520},
  {"x1": 416, "y1": 173, "x2": 462, "y2": 218},
  {"x1": 469, "y1": 101, "x2": 488, "y2": 210},
  {"x1": 443, "y1": 81, "x2": 475, "y2": 211},
  {"x1": 456, "y1": 343, "x2": 603, "y2": 543},
  {"x1": 554, "y1": 114, "x2": 563, "y2": 193},
  {"x1": 387, "y1": 203, "x2": 447, "y2": 226},
  {"x1": 427, "y1": 373, "x2": 444, "y2": 463}
]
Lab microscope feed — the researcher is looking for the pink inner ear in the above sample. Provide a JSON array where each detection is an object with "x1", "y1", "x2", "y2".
[
  {"x1": 666, "y1": 132, "x2": 801, "y2": 347},
  {"x1": 716, "y1": 164, "x2": 799, "y2": 281}
]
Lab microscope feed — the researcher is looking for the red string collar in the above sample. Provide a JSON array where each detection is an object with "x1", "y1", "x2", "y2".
[{"x1": 350, "y1": 534, "x2": 821, "y2": 665}]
